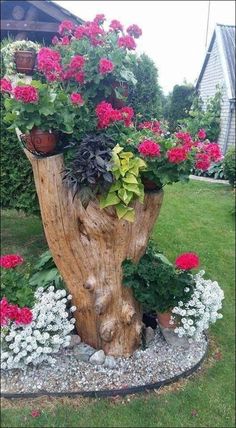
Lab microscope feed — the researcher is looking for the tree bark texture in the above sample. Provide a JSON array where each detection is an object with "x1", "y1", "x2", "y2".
[{"x1": 25, "y1": 151, "x2": 164, "y2": 356}]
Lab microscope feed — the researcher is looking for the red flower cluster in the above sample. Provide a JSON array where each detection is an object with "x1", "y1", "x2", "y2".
[
  {"x1": 14, "y1": 85, "x2": 39, "y2": 104},
  {"x1": 37, "y1": 47, "x2": 62, "y2": 81},
  {"x1": 99, "y1": 58, "x2": 114, "y2": 74},
  {"x1": 69, "y1": 55, "x2": 85, "y2": 70},
  {"x1": 95, "y1": 102, "x2": 134, "y2": 128},
  {"x1": 0, "y1": 78, "x2": 12, "y2": 93},
  {"x1": 197, "y1": 128, "x2": 206, "y2": 140},
  {"x1": 127, "y1": 24, "x2": 142, "y2": 38},
  {"x1": 0, "y1": 254, "x2": 24, "y2": 269},
  {"x1": 175, "y1": 252, "x2": 200, "y2": 270},
  {"x1": 204, "y1": 143, "x2": 222, "y2": 162},
  {"x1": 70, "y1": 93, "x2": 84, "y2": 105},
  {"x1": 167, "y1": 147, "x2": 188, "y2": 164},
  {"x1": 74, "y1": 21, "x2": 104, "y2": 46},
  {"x1": 195, "y1": 153, "x2": 211, "y2": 171},
  {"x1": 0, "y1": 297, "x2": 33, "y2": 326},
  {"x1": 138, "y1": 140, "x2": 161, "y2": 157},
  {"x1": 93, "y1": 14, "x2": 106, "y2": 25},
  {"x1": 118, "y1": 35, "x2": 136, "y2": 50},
  {"x1": 58, "y1": 20, "x2": 74, "y2": 35},
  {"x1": 139, "y1": 121, "x2": 162, "y2": 134},
  {"x1": 109, "y1": 19, "x2": 123, "y2": 32}
]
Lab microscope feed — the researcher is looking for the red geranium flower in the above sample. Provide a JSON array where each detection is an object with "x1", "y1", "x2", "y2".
[
  {"x1": 61, "y1": 36, "x2": 70, "y2": 45},
  {"x1": 197, "y1": 128, "x2": 206, "y2": 140},
  {"x1": 93, "y1": 14, "x2": 106, "y2": 25},
  {"x1": 110, "y1": 19, "x2": 123, "y2": 32},
  {"x1": 99, "y1": 58, "x2": 114, "y2": 74},
  {"x1": 14, "y1": 86, "x2": 39, "y2": 103},
  {"x1": 138, "y1": 121, "x2": 162, "y2": 134},
  {"x1": 175, "y1": 252, "x2": 200, "y2": 270},
  {"x1": 58, "y1": 20, "x2": 74, "y2": 35},
  {"x1": 127, "y1": 24, "x2": 142, "y2": 38},
  {"x1": 0, "y1": 254, "x2": 24, "y2": 269},
  {"x1": 74, "y1": 72, "x2": 85, "y2": 84},
  {"x1": 16, "y1": 307, "x2": 33, "y2": 325},
  {"x1": 118, "y1": 35, "x2": 136, "y2": 50},
  {"x1": 74, "y1": 25, "x2": 86, "y2": 40},
  {"x1": 138, "y1": 140, "x2": 161, "y2": 157},
  {"x1": 204, "y1": 143, "x2": 222, "y2": 162},
  {"x1": 195, "y1": 153, "x2": 211, "y2": 171},
  {"x1": 167, "y1": 147, "x2": 187, "y2": 164},
  {"x1": 120, "y1": 106, "x2": 134, "y2": 127},
  {"x1": 69, "y1": 55, "x2": 85, "y2": 70},
  {"x1": 70, "y1": 93, "x2": 84, "y2": 105},
  {"x1": 0, "y1": 78, "x2": 12, "y2": 93}
]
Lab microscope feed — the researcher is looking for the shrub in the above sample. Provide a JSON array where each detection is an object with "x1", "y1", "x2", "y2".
[
  {"x1": 223, "y1": 147, "x2": 235, "y2": 187},
  {"x1": 127, "y1": 53, "x2": 163, "y2": 120},
  {"x1": 166, "y1": 84, "x2": 195, "y2": 132},
  {"x1": 29, "y1": 250, "x2": 64, "y2": 290}
]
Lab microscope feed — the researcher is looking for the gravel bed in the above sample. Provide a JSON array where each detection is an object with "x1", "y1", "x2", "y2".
[{"x1": 1, "y1": 327, "x2": 207, "y2": 395}]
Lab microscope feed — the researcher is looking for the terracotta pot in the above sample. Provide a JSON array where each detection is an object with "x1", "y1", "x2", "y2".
[
  {"x1": 111, "y1": 82, "x2": 129, "y2": 108},
  {"x1": 156, "y1": 311, "x2": 177, "y2": 329},
  {"x1": 22, "y1": 128, "x2": 57, "y2": 154},
  {"x1": 141, "y1": 177, "x2": 160, "y2": 191},
  {"x1": 15, "y1": 50, "x2": 36, "y2": 75}
]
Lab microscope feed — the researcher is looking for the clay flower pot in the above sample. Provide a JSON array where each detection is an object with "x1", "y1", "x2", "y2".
[
  {"x1": 22, "y1": 128, "x2": 57, "y2": 154},
  {"x1": 156, "y1": 311, "x2": 177, "y2": 329},
  {"x1": 141, "y1": 177, "x2": 160, "y2": 192},
  {"x1": 111, "y1": 82, "x2": 129, "y2": 108},
  {"x1": 15, "y1": 50, "x2": 36, "y2": 75}
]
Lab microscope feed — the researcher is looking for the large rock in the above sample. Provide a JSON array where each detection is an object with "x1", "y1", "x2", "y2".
[
  {"x1": 160, "y1": 327, "x2": 190, "y2": 348},
  {"x1": 68, "y1": 334, "x2": 81, "y2": 348},
  {"x1": 104, "y1": 356, "x2": 117, "y2": 369},
  {"x1": 89, "y1": 350, "x2": 105, "y2": 365},
  {"x1": 73, "y1": 343, "x2": 96, "y2": 362}
]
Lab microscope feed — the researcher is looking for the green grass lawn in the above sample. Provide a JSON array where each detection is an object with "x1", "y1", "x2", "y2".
[{"x1": 1, "y1": 180, "x2": 235, "y2": 428}]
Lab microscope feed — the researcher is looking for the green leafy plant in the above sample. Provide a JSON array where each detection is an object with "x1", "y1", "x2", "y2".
[
  {"x1": 3, "y1": 80, "x2": 85, "y2": 134},
  {"x1": 0, "y1": 264, "x2": 35, "y2": 308},
  {"x1": 223, "y1": 147, "x2": 235, "y2": 187},
  {"x1": 29, "y1": 250, "x2": 64, "y2": 289},
  {"x1": 122, "y1": 242, "x2": 195, "y2": 313},
  {"x1": 63, "y1": 133, "x2": 115, "y2": 205},
  {"x1": 181, "y1": 90, "x2": 221, "y2": 141},
  {"x1": 100, "y1": 144, "x2": 146, "y2": 221}
]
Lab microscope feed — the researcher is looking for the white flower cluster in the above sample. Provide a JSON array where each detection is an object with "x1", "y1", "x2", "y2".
[
  {"x1": 172, "y1": 270, "x2": 224, "y2": 342},
  {"x1": 1, "y1": 286, "x2": 76, "y2": 370},
  {"x1": 1, "y1": 40, "x2": 40, "y2": 76}
]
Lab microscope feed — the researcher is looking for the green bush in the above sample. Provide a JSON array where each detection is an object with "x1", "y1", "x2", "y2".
[
  {"x1": 0, "y1": 264, "x2": 35, "y2": 308},
  {"x1": 128, "y1": 53, "x2": 163, "y2": 120},
  {"x1": 0, "y1": 98, "x2": 39, "y2": 215},
  {"x1": 166, "y1": 84, "x2": 195, "y2": 132},
  {"x1": 223, "y1": 147, "x2": 236, "y2": 187}
]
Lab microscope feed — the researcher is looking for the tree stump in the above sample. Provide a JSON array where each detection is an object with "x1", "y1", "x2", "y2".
[{"x1": 25, "y1": 151, "x2": 164, "y2": 356}]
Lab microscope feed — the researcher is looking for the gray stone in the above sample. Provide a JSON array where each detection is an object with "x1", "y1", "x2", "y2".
[
  {"x1": 160, "y1": 327, "x2": 190, "y2": 348},
  {"x1": 145, "y1": 327, "x2": 155, "y2": 345},
  {"x1": 89, "y1": 350, "x2": 105, "y2": 365},
  {"x1": 67, "y1": 334, "x2": 81, "y2": 348},
  {"x1": 104, "y1": 356, "x2": 117, "y2": 369},
  {"x1": 73, "y1": 343, "x2": 96, "y2": 362}
]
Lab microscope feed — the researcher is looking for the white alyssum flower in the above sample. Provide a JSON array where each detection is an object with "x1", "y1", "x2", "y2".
[
  {"x1": 172, "y1": 270, "x2": 224, "y2": 342},
  {"x1": 1, "y1": 286, "x2": 75, "y2": 370}
]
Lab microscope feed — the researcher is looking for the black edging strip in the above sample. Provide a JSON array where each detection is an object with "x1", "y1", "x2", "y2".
[{"x1": 1, "y1": 340, "x2": 208, "y2": 400}]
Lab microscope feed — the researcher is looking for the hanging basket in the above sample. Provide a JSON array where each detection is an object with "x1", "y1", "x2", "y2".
[{"x1": 14, "y1": 50, "x2": 36, "y2": 75}]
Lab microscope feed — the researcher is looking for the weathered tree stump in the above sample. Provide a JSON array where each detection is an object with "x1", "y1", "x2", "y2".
[{"x1": 25, "y1": 151, "x2": 163, "y2": 356}]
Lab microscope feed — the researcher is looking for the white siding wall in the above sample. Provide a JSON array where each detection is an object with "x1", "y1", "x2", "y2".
[{"x1": 198, "y1": 40, "x2": 234, "y2": 153}]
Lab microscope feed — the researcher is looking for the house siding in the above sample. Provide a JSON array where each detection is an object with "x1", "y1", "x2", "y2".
[{"x1": 198, "y1": 38, "x2": 235, "y2": 154}]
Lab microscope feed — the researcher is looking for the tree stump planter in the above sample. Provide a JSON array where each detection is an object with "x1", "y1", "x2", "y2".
[{"x1": 24, "y1": 151, "x2": 164, "y2": 356}]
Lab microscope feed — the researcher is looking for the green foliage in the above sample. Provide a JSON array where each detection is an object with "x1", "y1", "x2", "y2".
[
  {"x1": 0, "y1": 265, "x2": 35, "y2": 308},
  {"x1": 64, "y1": 133, "x2": 115, "y2": 205},
  {"x1": 128, "y1": 53, "x2": 163, "y2": 120},
  {"x1": 181, "y1": 90, "x2": 221, "y2": 141},
  {"x1": 0, "y1": 97, "x2": 39, "y2": 214},
  {"x1": 166, "y1": 84, "x2": 195, "y2": 132},
  {"x1": 100, "y1": 144, "x2": 146, "y2": 221},
  {"x1": 223, "y1": 147, "x2": 236, "y2": 187},
  {"x1": 29, "y1": 250, "x2": 64, "y2": 289},
  {"x1": 123, "y1": 242, "x2": 195, "y2": 313}
]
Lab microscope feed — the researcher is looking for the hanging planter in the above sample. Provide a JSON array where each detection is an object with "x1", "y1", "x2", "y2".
[
  {"x1": 14, "y1": 50, "x2": 36, "y2": 75},
  {"x1": 21, "y1": 128, "x2": 57, "y2": 155}
]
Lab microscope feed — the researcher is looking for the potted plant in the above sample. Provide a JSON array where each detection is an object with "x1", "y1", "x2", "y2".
[
  {"x1": 2, "y1": 80, "x2": 85, "y2": 154},
  {"x1": 1, "y1": 40, "x2": 40, "y2": 76}
]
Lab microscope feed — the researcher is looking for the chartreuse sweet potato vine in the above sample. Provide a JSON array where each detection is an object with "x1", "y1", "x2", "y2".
[{"x1": 100, "y1": 144, "x2": 146, "y2": 222}]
